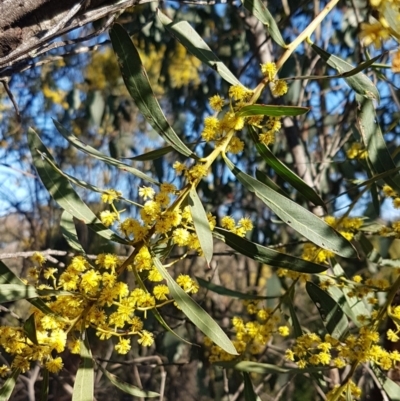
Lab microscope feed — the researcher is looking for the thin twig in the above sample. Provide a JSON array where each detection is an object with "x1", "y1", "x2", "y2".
[
  {"x1": 0, "y1": 305, "x2": 23, "y2": 322},
  {"x1": 42, "y1": 0, "x2": 86, "y2": 40},
  {"x1": 0, "y1": 249, "x2": 89, "y2": 264},
  {"x1": 1, "y1": 79, "x2": 21, "y2": 122},
  {"x1": 230, "y1": 381, "x2": 244, "y2": 401},
  {"x1": 272, "y1": 378, "x2": 293, "y2": 401}
]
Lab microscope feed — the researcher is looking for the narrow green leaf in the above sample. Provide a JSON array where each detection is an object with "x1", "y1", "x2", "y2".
[
  {"x1": 365, "y1": 166, "x2": 381, "y2": 215},
  {"x1": 371, "y1": 364, "x2": 400, "y2": 400},
  {"x1": 40, "y1": 369, "x2": 49, "y2": 401},
  {"x1": 37, "y1": 289, "x2": 75, "y2": 298},
  {"x1": 214, "y1": 228, "x2": 328, "y2": 273},
  {"x1": 0, "y1": 284, "x2": 39, "y2": 303},
  {"x1": 110, "y1": 24, "x2": 197, "y2": 159},
  {"x1": 287, "y1": 53, "x2": 383, "y2": 83},
  {"x1": 23, "y1": 314, "x2": 38, "y2": 345},
  {"x1": 72, "y1": 332, "x2": 94, "y2": 401},
  {"x1": 216, "y1": 360, "x2": 328, "y2": 374},
  {"x1": 153, "y1": 257, "x2": 238, "y2": 355},
  {"x1": 357, "y1": 233, "x2": 382, "y2": 264},
  {"x1": 357, "y1": 97, "x2": 400, "y2": 193},
  {"x1": 249, "y1": 127, "x2": 326, "y2": 209},
  {"x1": 238, "y1": 104, "x2": 309, "y2": 117},
  {"x1": 124, "y1": 145, "x2": 175, "y2": 161},
  {"x1": 61, "y1": 211, "x2": 86, "y2": 254},
  {"x1": 243, "y1": 373, "x2": 260, "y2": 401},
  {"x1": 53, "y1": 120, "x2": 159, "y2": 185},
  {"x1": 0, "y1": 260, "x2": 23, "y2": 285},
  {"x1": 0, "y1": 260, "x2": 54, "y2": 315},
  {"x1": 325, "y1": 165, "x2": 400, "y2": 204},
  {"x1": 328, "y1": 263, "x2": 370, "y2": 327},
  {"x1": 96, "y1": 363, "x2": 159, "y2": 397},
  {"x1": 189, "y1": 188, "x2": 213, "y2": 264},
  {"x1": 286, "y1": 299, "x2": 303, "y2": 337},
  {"x1": 28, "y1": 128, "x2": 129, "y2": 246},
  {"x1": 44, "y1": 154, "x2": 141, "y2": 208},
  {"x1": 345, "y1": 385, "x2": 352, "y2": 401},
  {"x1": 242, "y1": 0, "x2": 287, "y2": 48},
  {"x1": 134, "y1": 269, "x2": 192, "y2": 346},
  {"x1": 223, "y1": 157, "x2": 357, "y2": 258},
  {"x1": 341, "y1": 52, "x2": 386, "y2": 78},
  {"x1": 380, "y1": 259, "x2": 400, "y2": 268},
  {"x1": 0, "y1": 368, "x2": 20, "y2": 401},
  {"x1": 327, "y1": 285, "x2": 368, "y2": 328},
  {"x1": 255, "y1": 169, "x2": 289, "y2": 196},
  {"x1": 31, "y1": 299, "x2": 56, "y2": 316},
  {"x1": 311, "y1": 43, "x2": 380, "y2": 101},
  {"x1": 196, "y1": 276, "x2": 279, "y2": 300},
  {"x1": 306, "y1": 282, "x2": 349, "y2": 340},
  {"x1": 382, "y1": 1, "x2": 400, "y2": 38},
  {"x1": 157, "y1": 10, "x2": 242, "y2": 87}
]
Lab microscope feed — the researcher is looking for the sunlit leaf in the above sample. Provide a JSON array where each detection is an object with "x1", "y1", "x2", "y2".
[
  {"x1": 311, "y1": 43, "x2": 380, "y2": 101},
  {"x1": 0, "y1": 260, "x2": 58, "y2": 316},
  {"x1": 53, "y1": 120, "x2": 159, "y2": 185},
  {"x1": 0, "y1": 260, "x2": 23, "y2": 286},
  {"x1": 249, "y1": 127, "x2": 325, "y2": 208},
  {"x1": 28, "y1": 128, "x2": 129, "y2": 246},
  {"x1": 242, "y1": 0, "x2": 287, "y2": 48},
  {"x1": 196, "y1": 276, "x2": 279, "y2": 300},
  {"x1": 110, "y1": 24, "x2": 197, "y2": 159},
  {"x1": 238, "y1": 104, "x2": 309, "y2": 117},
  {"x1": 357, "y1": 97, "x2": 400, "y2": 193},
  {"x1": 72, "y1": 332, "x2": 94, "y2": 401},
  {"x1": 153, "y1": 257, "x2": 238, "y2": 355},
  {"x1": 0, "y1": 368, "x2": 20, "y2": 401},
  {"x1": 157, "y1": 10, "x2": 242, "y2": 87},
  {"x1": 328, "y1": 263, "x2": 370, "y2": 327},
  {"x1": 380, "y1": 259, "x2": 400, "y2": 268},
  {"x1": 346, "y1": 385, "x2": 352, "y2": 401},
  {"x1": 306, "y1": 282, "x2": 349, "y2": 340},
  {"x1": 61, "y1": 211, "x2": 86, "y2": 254},
  {"x1": 96, "y1": 363, "x2": 159, "y2": 397},
  {"x1": 189, "y1": 187, "x2": 213, "y2": 264},
  {"x1": 328, "y1": 283, "x2": 368, "y2": 328},
  {"x1": 371, "y1": 364, "x2": 400, "y2": 401},
  {"x1": 0, "y1": 284, "x2": 39, "y2": 303},
  {"x1": 223, "y1": 157, "x2": 357, "y2": 258},
  {"x1": 133, "y1": 268, "x2": 192, "y2": 346},
  {"x1": 216, "y1": 360, "x2": 329, "y2": 374},
  {"x1": 214, "y1": 228, "x2": 328, "y2": 273}
]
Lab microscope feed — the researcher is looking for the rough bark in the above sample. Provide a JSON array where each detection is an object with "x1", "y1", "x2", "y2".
[{"x1": 0, "y1": 0, "x2": 149, "y2": 77}]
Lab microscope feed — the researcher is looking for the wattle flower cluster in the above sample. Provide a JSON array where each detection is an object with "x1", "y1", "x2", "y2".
[{"x1": 205, "y1": 300, "x2": 290, "y2": 362}]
